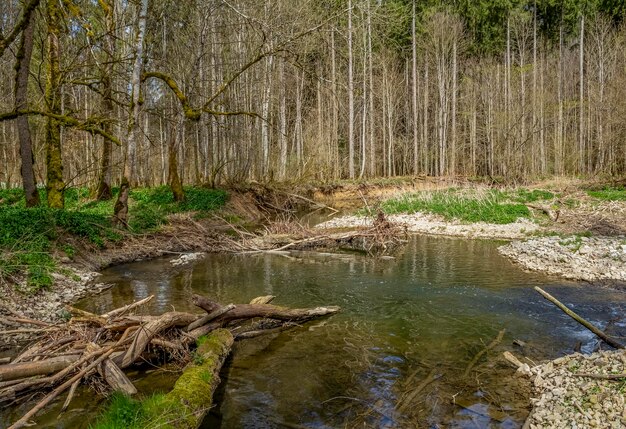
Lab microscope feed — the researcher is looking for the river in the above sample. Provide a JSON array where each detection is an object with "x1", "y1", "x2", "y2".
[{"x1": 3, "y1": 235, "x2": 625, "y2": 428}]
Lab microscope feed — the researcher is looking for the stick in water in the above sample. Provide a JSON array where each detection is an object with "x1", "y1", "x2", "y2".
[{"x1": 534, "y1": 287, "x2": 624, "y2": 349}]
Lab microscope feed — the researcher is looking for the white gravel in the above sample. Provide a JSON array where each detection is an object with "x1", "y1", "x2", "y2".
[
  {"x1": 523, "y1": 349, "x2": 626, "y2": 428},
  {"x1": 499, "y1": 236, "x2": 626, "y2": 282},
  {"x1": 317, "y1": 213, "x2": 539, "y2": 240}
]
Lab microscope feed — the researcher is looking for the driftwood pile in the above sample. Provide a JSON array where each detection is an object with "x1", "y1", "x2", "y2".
[
  {"x1": 1, "y1": 294, "x2": 340, "y2": 429},
  {"x1": 238, "y1": 211, "x2": 407, "y2": 256}
]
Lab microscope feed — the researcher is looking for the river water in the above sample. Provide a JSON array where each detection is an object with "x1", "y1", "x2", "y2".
[{"x1": 3, "y1": 235, "x2": 625, "y2": 428}]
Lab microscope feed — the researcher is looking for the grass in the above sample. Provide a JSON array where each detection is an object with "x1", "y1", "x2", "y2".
[
  {"x1": 379, "y1": 188, "x2": 556, "y2": 225},
  {"x1": 0, "y1": 186, "x2": 228, "y2": 293},
  {"x1": 90, "y1": 393, "x2": 177, "y2": 429},
  {"x1": 586, "y1": 186, "x2": 626, "y2": 201}
]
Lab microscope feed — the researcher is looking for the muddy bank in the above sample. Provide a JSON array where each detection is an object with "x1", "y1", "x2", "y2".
[
  {"x1": 317, "y1": 212, "x2": 539, "y2": 240},
  {"x1": 521, "y1": 349, "x2": 626, "y2": 428},
  {"x1": 499, "y1": 236, "x2": 626, "y2": 282}
]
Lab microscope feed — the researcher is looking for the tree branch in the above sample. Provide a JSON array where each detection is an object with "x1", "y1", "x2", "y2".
[
  {"x1": 0, "y1": 0, "x2": 41, "y2": 58},
  {"x1": 142, "y1": 72, "x2": 262, "y2": 121},
  {"x1": 0, "y1": 110, "x2": 121, "y2": 146}
]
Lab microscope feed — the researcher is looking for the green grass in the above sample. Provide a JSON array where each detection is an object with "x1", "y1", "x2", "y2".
[
  {"x1": 379, "y1": 188, "x2": 556, "y2": 224},
  {"x1": 0, "y1": 186, "x2": 228, "y2": 293},
  {"x1": 90, "y1": 393, "x2": 178, "y2": 429},
  {"x1": 586, "y1": 186, "x2": 626, "y2": 201}
]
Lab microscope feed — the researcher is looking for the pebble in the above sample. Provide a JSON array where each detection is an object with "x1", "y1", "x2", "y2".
[
  {"x1": 525, "y1": 349, "x2": 626, "y2": 428},
  {"x1": 499, "y1": 236, "x2": 626, "y2": 282}
]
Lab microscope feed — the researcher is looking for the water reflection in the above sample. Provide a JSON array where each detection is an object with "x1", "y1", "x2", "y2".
[{"x1": 7, "y1": 235, "x2": 624, "y2": 429}]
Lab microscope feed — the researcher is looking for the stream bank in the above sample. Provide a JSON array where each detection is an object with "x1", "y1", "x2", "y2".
[{"x1": 2, "y1": 179, "x2": 625, "y2": 428}]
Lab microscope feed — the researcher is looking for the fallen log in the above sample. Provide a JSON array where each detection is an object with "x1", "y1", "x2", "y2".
[
  {"x1": 2, "y1": 294, "x2": 340, "y2": 426},
  {"x1": 525, "y1": 204, "x2": 560, "y2": 222},
  {"x1": 8, "y1": 347, "x2": 117, "y2": 429},
  {"x1": 186, "y1": 303, "x2": 235, "y2": 332},
  {"x1": 193, "y1": 295, "x2": 341, "y2": 325},
  {"x1": 0, "y1": 355, "x2": 80, "y2": 382},
  {"x1": 119, "y1": 312, "x2": 198, "y2": 368},
  {"x1": 144, "y1": 329, "x2": 233, "y2": 428},
  {"x1": 101, "y1": 295, "x2": 154, "y2": 320},
  {"x1": 534, "y1": 287, "x2": 624, "y2": 349}
]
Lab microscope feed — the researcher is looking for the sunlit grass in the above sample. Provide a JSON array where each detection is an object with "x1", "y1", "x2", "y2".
[
  {"x1": 379, "y1": 187, "x2": 555, "y2": 225},
  {"x1": 0, "y1": 186, "x2": 228, "y2": 292},
  {"x1": 587, "y1": 186, "x2": 626, "y2": 201}
]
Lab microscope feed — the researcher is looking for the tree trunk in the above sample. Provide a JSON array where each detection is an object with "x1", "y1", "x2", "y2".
[
  {"x1": 15, "y1": 9, "x2": 39, "y2": 207},
  {"x1": 96, "y1": 0, "x2": 116, "y2": 201},
  {"x1": 411, "y1": 0, "x2": 418, "y2": 175},
  {"x1": 347, "y1": 0, "x2": 355, "y2": 179},
  {"x1": 579, "y1": 14, "x2": 585, "y2": 174},
  {"x1": 45, "y1": 0, "x2": 64, "y2": 209},
  {"x1": 169, "y1": 117, "x2": 185, "y2": 203},
  {"x1": 114, "y1": 0, "x2": 148, "y2": 226}
]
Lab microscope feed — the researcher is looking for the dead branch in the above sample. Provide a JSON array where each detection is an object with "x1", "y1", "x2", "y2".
[
  {"x1": 535, "y1": 287, "x2": 624, "y2": 349},
  {"x1": 2, "y1": 293, "x2": 340, "y2": 427},
  {"x1": 463, "y1": 329, "x2": 506, "y2": 377}
]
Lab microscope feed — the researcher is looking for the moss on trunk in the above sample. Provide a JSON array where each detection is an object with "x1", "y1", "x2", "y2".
[
  {"x1": 45, "y1": 0, "x2": 64, "y2": 209},
  {"x1": 92, "y1": 329, "x2": 233, "y2": 429}
]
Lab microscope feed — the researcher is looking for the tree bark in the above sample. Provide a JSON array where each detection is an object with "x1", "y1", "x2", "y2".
[
  {"x1": 45, "y1": 0, "x2": 65, "y2": 209},
  {"x1": 96, "y1": 0, "x2": 116, "y2": 201},
  {"x1": 169, "y1": 116, "x2": 185, "y2": 202},
  {"x1": 0, "y1": 355, "x2": 80, "y2": 382},
  {"x1": 15, "y1": 8, "x2": 39, "y2": 207},
  {"x1": 114, "y1": 0, "x2": 148, "y2": 226}
]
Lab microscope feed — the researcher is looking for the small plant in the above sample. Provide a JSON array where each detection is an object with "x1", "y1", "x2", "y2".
[
  {"x1": 62, "y1": 244, "x2": 76, "y2": 259},
  {"x1": 587, "y1": 186, "x2": 626, "y2": 201},
  {"x1": 0, "y1": 186, "x2": 229, "y2": 292}
]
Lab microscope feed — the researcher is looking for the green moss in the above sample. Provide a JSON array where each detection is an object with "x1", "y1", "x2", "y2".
[{"x1": 91, "y1": 329, "x2": 233, "y2": 429}]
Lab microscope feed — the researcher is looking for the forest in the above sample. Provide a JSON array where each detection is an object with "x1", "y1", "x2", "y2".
[
  {"x1": 1, "y1": 0, "x2": 625, "y2": 212},
  {"x1": 1, "y1": 1, "x2": 626, "y2": 428}
]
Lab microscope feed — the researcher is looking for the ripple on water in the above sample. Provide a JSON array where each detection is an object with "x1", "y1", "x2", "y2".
[{"x1": 9, "y1": 235, "x2": 622, "y2": 429}]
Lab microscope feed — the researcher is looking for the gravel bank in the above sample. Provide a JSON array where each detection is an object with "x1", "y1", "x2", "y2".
[
  {"x1": 499, "y1": 236, "x2": 626, "y2": 282},
  {"x1": 317, "y1": 213, "x2": 539, "y2": 240},
  {"x1": 523, "y1": 349, "x2": 626, "y2": 428}
]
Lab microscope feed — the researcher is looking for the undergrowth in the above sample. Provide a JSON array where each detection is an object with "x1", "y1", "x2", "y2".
[
  {"x1": 586, "y1": 186, "x2": 626, "y2": 201},
  {"x1": 379, "y1": 188, "x2": 556, "y2": 224},
  {"x1": 0, "y1": 186, "x2": 228, "y2": 293},
  {"x1": 90, "y1": 393, "x2": 176, "y2": 429}
]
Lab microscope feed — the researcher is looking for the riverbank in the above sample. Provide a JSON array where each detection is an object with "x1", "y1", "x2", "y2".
[
  {"x1": 3, "y1": 180, "x2": 625, "y2": 329},
  {"x1": 317, "y1": 182, "x2": 626, "y2": 284},
  {"x1": 500, "y1": 236, "x2": 626, "y2": 283},
  {"x1": 0, "y1": 185, "x2": 287, "y2": 341},
  {"x1": 522, "y1": 349, "x2": 626, "y2": 428}
]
